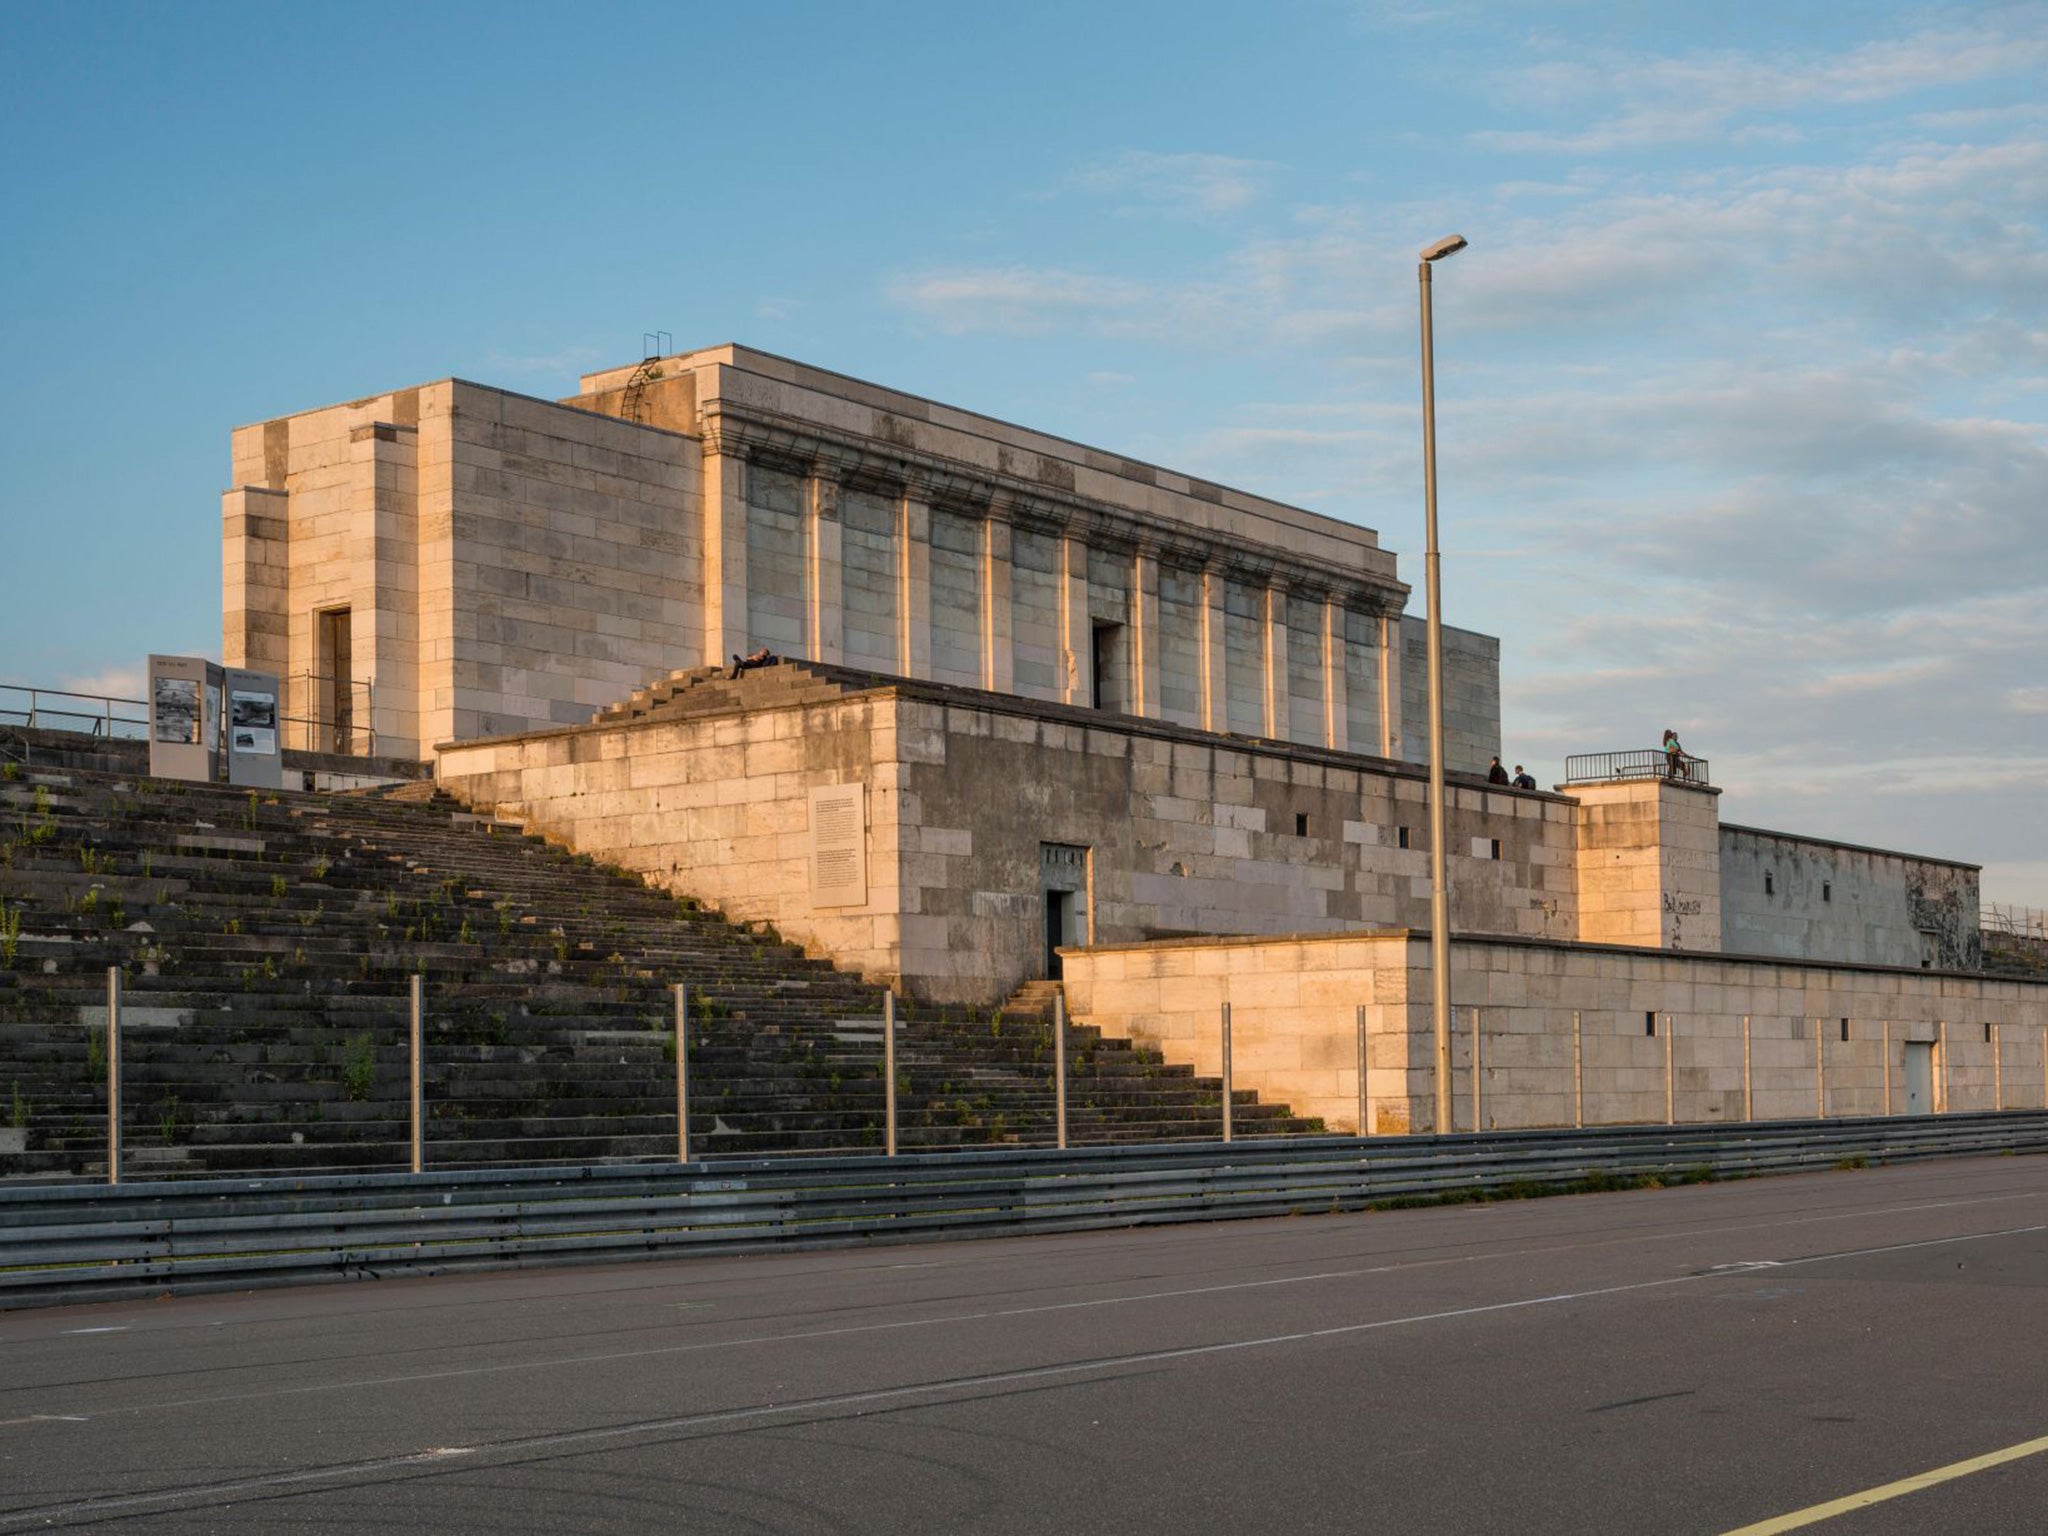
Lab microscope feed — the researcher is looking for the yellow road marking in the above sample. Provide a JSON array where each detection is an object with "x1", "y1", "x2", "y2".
[{"x1": 1722, "y1": 1431, "x2": 2048, "y2": 1534}]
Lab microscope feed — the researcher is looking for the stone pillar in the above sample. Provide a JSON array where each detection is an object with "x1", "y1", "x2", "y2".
[
  {"x1": 1131, "y1": 549, "x2": 1162, "y2": 719},
  {"x1": 1321, "y1": 596, "x2": 1347, "y2": 751},
  {"x1": 702, "y1": 448, "x2": 749, "y2": 666},
  {"x1": 1263, "y1": 582, "x2": 1290, "y2": 742},
  {"x1": 1378, "y1": 609, "x2": 1402, "y2": 758},
  {"x1": 221, "y1": 487, "x2": 289, "y2": 674},
  {"x1": 982, "y1": 512, "x2": 1014, "y2": 694},
  {"x1": 900, "y1": 492, "x2": 931, "y2": 680},
  {"x1": 1573, "y1": 778, "x2": 1724, "y2": 951},
  {"x1": 348, "y1": 421, "x2": 419, "y2": 757},
  {"x1": 1200, "y1": 567, "x2": 1229, "y2": 732},
  {"x1": 808, "y1": 470, "x2": 844, "y2": 665},
  {"x1": 1059, "y1": 533, "x2": 1091, "y2": 707}
]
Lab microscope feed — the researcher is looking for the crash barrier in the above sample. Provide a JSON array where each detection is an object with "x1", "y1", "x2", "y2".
[{"x1": 3, "y1": 1109, "x2": 2044, "y2": 1310}]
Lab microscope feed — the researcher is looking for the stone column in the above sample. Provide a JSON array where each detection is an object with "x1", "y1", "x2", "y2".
[
  {"x1": 1059, "y1": 533, "x2": 1091, "y2": 707},
  {"x1": 1131, "y1": 549, "x2": 1162, "y2": 719},
  {"x1": 701, "y1": 447, "x2": 749, "y2": 666},
  {"x1": 348, "y1": 421, "x2": 419, "y2": 756},
  {"x1": 221, "y1": 486, "x2": 289, "y2": 674},
  {"x1": 982, "y1": 512, "x2": 1014, "y2": 694},
  {"x1": 1200, "y1": 567, "x2": 1229, "y2": 732},
  {"x1": 1378, "y1": 609, "x2": 1402, "y2": 758},
  {"x1": 900, "y1": 492, "x2": 932, "y2": 680},
  {"x1": 1263, "y1": 581, "x2": 1290, "y2": 742},
  {"x1": 808, "y1": 470, "x2": 844, "y2": 665},
  {"x1": 1321, "y1": 596, "x2": 1347, "y2": 751}
]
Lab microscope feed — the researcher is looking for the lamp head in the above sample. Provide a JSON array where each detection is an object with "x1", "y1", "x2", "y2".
[{"x1": 1421, "y1": 234, "x2": 1469, "y2": 262}]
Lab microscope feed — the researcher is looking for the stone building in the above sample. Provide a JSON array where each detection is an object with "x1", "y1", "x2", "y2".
[
  {"x1": 224, "y1": 344, "x2": 1499, "y2": 771},
  {"x1": 223, "y1": 341, "x2": 2038, "y2": 1136}
]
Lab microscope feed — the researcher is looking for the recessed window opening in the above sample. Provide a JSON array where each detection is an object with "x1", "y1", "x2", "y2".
[
  {"x1": 1840, "y1": 1019, "x2": 1850, "y2": 1042},
  {"x1": 1295, "y1": 812, "x2": 1309, "y2": 837},
  {"x1": 1397, "y1": 826, "x2": 1411, "y2": 850},
  {"x1": 1764, "y1": 871, "x2": 1775, "y2": 896},
  {"x1": 1489, "y1": 838, "x2": 1502, "y2": 861},
  {"x1": 1823, "y1": 881, "x2": 1833, "y2": 903},
  {"x1": 1985, "y1": 1022, "x2": 1995, "y2": 1043},
  {"x1": 1644, "y1": 1011, "x2": 1658, "y2": 1037}
]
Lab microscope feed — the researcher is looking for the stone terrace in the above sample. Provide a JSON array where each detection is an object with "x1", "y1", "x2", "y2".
[{"x1": 0, "y1": 762, "x2": 1317, "y2": 1180}]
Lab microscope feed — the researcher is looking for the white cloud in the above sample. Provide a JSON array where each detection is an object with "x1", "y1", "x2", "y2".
[
  {"x1": 1474, "y1": 22, "x2": 2048, "y2": 153},
  {"x1": 1067, "y1": 150, "x2": 1283, "y2": 217},
  {"x1": 885, "y1": 266, "x2": 1156, "y2": 335}
]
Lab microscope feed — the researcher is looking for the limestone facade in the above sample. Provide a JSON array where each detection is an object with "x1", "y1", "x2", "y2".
[
  {"x1": 436, "y1": 669, "x2": 1574, "y2": 1006},
  {"x1": 223, "y1": 345, "x2": 1501, "y2": 770},
  {"x1": 1720, "y1": 825, "x2": 1981, "y2": 970},
  {"x1": 1059, "y1": 931, "x2": 2048, "y2": 1135}
]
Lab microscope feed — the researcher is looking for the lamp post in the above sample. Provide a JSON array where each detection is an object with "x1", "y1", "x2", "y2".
[{"x1": 1419, "y1": 232, "x2": 1466, "y2": 1134}]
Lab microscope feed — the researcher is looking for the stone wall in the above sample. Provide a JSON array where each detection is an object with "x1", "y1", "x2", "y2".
[
  {"x1": 1397, "y1": 617, "x2": 1500, "y2": 775},
  {"x1": 1059, "y1": 931, "x2": 2048, "y2": 1135},
  {"x1": 230, "y1": 344, "x2": 1491, "y2": 764},
  {"x1": 1575, "y1": 779, "x2": 1723, "y2": 951},
  {"x1": 436, "y1": 671, "x2": 1578, "y2": 1005},
  {"x1": 1720, "y1": 825, "x2": 1981, "y2": 970}
]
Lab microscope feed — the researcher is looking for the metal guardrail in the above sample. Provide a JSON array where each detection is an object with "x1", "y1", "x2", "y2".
[
  {"x1": 0, "y1": 684, "x2": 148, "y2": 741},
  {"x1": 3, "y1": 1111, "x2": 2042, "y2": 1310},
  {"x1": 1564, "y1": 748, "x2": 1710, "y2": 786},
  {"x1": 1985, "y1": 904, "x2": 2048, "y2": 942}
]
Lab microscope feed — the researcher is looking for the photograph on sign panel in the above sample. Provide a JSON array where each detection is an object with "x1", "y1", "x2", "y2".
[{"x1": 153, "y1": 676, "x2": 200, "y2": 744}]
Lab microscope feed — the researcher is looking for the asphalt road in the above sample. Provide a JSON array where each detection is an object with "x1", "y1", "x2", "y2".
[{"x1": 3, "y1": 1154, "x2": 2046, "y2": 1534}]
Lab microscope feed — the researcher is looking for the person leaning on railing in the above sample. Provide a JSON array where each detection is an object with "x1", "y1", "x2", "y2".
[{"x1": 1662, "y1": 728, "x2": 1688, "y2": 781}]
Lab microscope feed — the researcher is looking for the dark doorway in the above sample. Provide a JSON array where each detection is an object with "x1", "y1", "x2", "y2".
[
  {"x1": 315, "y1": 607, "x2": 353, "y2": 754},
  {"x1": 1091, "y1": 623, "x2": 1124, "y2": 713},
  {"x1": 1045, "y1": 890, "x2": 1074, "y2": 979}
]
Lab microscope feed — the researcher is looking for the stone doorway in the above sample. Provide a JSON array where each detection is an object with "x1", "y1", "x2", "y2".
[{"x1": 1041, "y1": 842, "x2": 1089, "y2": 979}]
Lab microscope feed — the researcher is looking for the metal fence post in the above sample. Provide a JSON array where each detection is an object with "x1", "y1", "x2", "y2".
[
  {"x1": 1470, "y1": 1007, "x2": 1482, "y2": 1133},
  {"x1": 1994, "y1": 1023, "x2": 2003, "y2": 1111},
  {"x1": 105, "y1": 966, "x2": 121, "y2": 1186},
  {"x1": 410, "y1": 974, "x2": 424, "y2": 1174},
  {"x1": 1356, "y1": 1004, "x2": 1368, "y2": 1137},
  {"x1": 1815, "y1": 1018, "x2": 1826, "y2": 1119},
  {"x1": 1742, "y1": 1015, "x2": 1752, "y2": 1121},
  {"x1": 1882, "y1": 1020, "x2": 1891, "y2": 1116},
  {"x1": 2041, "y1": 1025, "x2": 2046, "y2": 1110},
  {"x1": 1572, "y1": 1009, "x2": 1583, "y2": 1129},
  {"x1": 1663, "y1": 1014, "x2": 1674, "y2": 1126},
  {"x1": 1220, "y1": 1002, "x2": 1233, "y2": 1144},
  {"x1": 884, "y1": 990, "x2": 898, "y2": 1157},
  {"x1": 674, "y1": 983, "x2": 691, "y2": 1163},
  {"x1": 1938, "y1": 1019, "x2": 1948, "y2": 1112},
  {"x1": 1053, "y1": 990, "x2": 1068, "y2": 1151}
]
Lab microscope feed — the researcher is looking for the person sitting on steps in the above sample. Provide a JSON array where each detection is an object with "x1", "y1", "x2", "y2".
[{"x1": 728, "y1": 646, "x2": 777, "y2": 680}]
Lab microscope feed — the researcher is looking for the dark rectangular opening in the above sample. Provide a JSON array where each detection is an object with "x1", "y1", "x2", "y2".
[
  {"x1": 1489, "y1": 838, "x2": 1502, "y2": 861},
  {"x1": 1645, "y1": 1011, "x2": 1657, "y2": 1037},
  {"x1": 315, "y1": 606, "x2": 353, "y2": 754},
  {"x1": 1764, "y1": 871, "x2": 1775, "y2": 896},
  {"x1": 1985, "y1": 1022, "x2": 1995, "y2": 1043},
  {"x1": 1294, "y1": 812, "x2": 1309, "y2": 837},
  {"x1": 1823, "y1": 881, "x2": 1832, "y2": 902},
  {"x1": 1091, "y1": 622, "x2": 1124, "y2": 713},
  {"x1": 1397, "y1": 826, "x2": 1410, "y2": 850},
  {"x1": 1840, "y1": 1018, "x2": 1850, "y2": 1042}
]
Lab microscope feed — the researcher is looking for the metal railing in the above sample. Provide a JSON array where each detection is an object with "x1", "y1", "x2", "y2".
[
  {"x1": 1564, "y1": 748, "x2": 1711, "y2": 786},
  {"x1": 0, "y1": 684, "x2": 148, "y2": 741},
  {"x1": 288, "y1": 672, "x2": 376, "y2": 757},
  {"x1": 1985, "y1": 905, "x2": 2048, "y2": 942},
  {"x1": 3, "y1": 1110, "x2": 2043, "y2": 1310}
]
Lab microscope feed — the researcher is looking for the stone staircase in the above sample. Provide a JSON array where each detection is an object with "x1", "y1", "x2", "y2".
[
  {"x1": 587, "y1": 658, "x2": 905, "y2": 728},
  {"x1": 0, "y1": 763, "x2": 1320, "y2": 1179}
]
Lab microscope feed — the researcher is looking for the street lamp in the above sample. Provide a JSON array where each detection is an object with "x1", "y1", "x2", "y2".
[{"x1": 1418, "y1": 232, "x2": 1466, "y2": 1135}]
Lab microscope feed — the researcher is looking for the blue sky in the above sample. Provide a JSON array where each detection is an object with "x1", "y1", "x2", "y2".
[{"x1": 3, "y1": 1, "x2": 2045, "y2": 905}]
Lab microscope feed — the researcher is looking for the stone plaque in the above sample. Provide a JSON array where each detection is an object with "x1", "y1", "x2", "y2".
[{"x1": 809, "y1": 783, "x2": 867, "y2": 908}]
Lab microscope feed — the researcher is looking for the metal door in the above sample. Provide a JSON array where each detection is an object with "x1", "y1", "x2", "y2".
[{"x1": 1903, "y1": 1040, "x2": 1934, "y2": 1115}]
